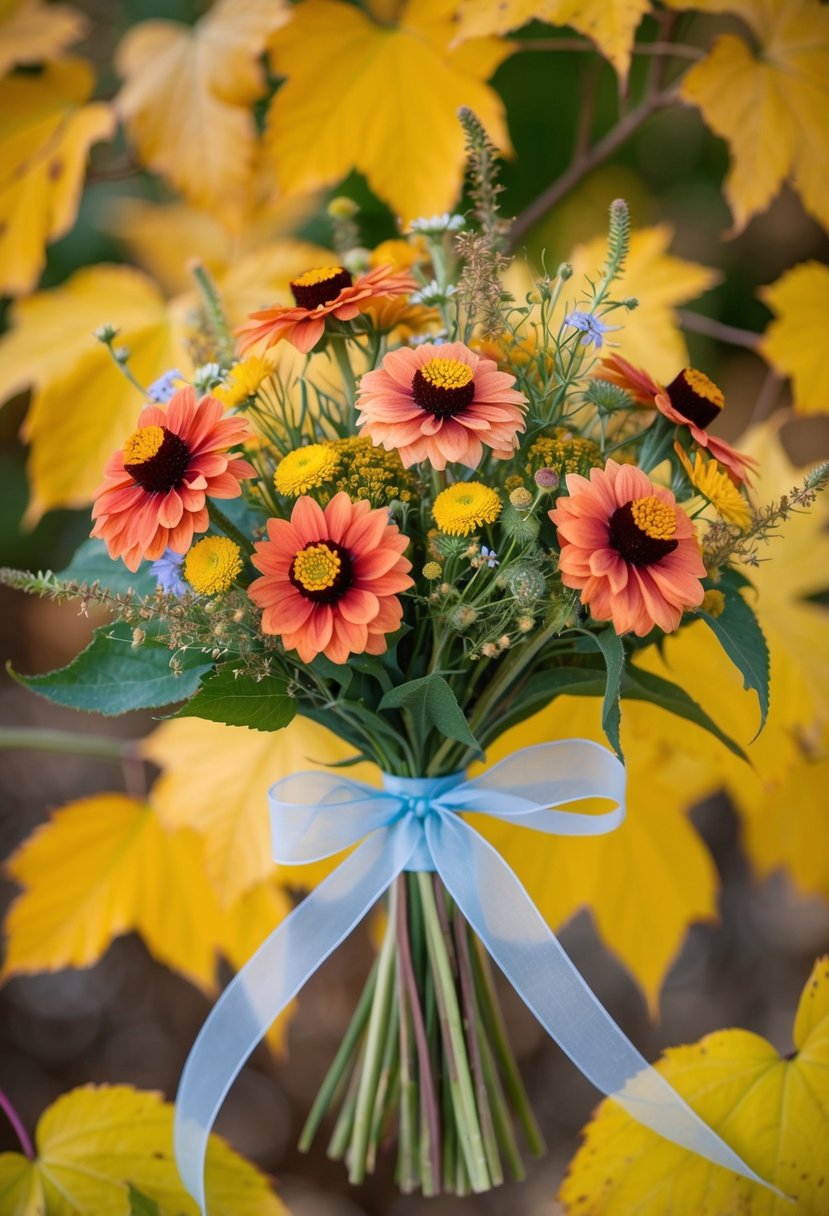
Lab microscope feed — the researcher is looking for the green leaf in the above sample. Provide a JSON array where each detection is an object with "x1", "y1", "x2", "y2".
[
  {"x1": 172, "y1": 664, "x2": 296, "y2": 732},
  {"x1": 379, "y1": 674, "x2": 482, "y2": 755},
  {"x1": 59, "y1": 539, "x2": 157, "y2": 597},
  {"x1": 128, "y1": 1186, "x2": 160, "y2": 1216},
  {"x1": 622, "y1": 665, "x2": 747, "y2": 761},
  {"x1": 310, "y1": 654, "x2": 353, "y2": 692},
  {"x1": 696, "y1": 576, "x2": 769, "y2": 735},
  {"x1": 480, "y1": 665, "x2": 607, "y2": 744},
  {"x1": 592, "y1": 627, "x2": 625, "y2": 759},
  {"x1": 8, "y1": 621, "x2": 213, "y2": 715}
]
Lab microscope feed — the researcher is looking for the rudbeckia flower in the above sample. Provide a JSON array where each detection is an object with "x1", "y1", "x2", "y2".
[
  {"x1": 598, "y1": 354, "x2": 757, "y2": 484},
  {"x1": 356, "y1": 341, "x2": 527, "y2": 470},
  {"x1": 248, "y1": 492, "x2": 412, "y2": 664},
  {"x1": 549, "y1": 460, "x2": 706, "y2": 637},
  {"x1": 91, "y1": 388, "x2": 255, "y2": 571},
  {"x1": 236, "y1": 264, "x2": 417, "y2": 355}
]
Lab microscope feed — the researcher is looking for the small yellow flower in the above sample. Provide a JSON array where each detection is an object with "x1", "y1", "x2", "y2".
[
  {"x1": 185, "y1": 536, "x2": 243, "y2": 595},
  {"x1": 433, "y1": 482, "x2": 501, "y2": 536},
  {"x1": 275, "y1": 444, "x2": 340, "y2": 496},
  {"x1": 215, "y1": 356, "x2": 273, "y2": 407},
  {"x1": 509, "y1": 487, "x2": 533, "y2": 509},
  {"x1": 422, "y1": 562, "x2": 442, "y2": 580},
  {"x1": 701, "y1": 588, "x2": 726, "y2": 617},
  {"x1": 677, "y1": 446, "x2": 752, "y2": 530}
]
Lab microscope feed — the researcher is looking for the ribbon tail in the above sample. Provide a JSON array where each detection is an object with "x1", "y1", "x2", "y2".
[
  {"x1": 429, "y1": 811, "x2": 784, "y2": 1196},
  {"x1": 175, "y1": 820, "x2": 420, "y2": 1214}
]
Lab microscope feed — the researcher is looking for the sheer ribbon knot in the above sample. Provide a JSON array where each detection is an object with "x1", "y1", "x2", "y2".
[{"x1": 175, "y1": 739, "x2": 780, "y2": 1212}]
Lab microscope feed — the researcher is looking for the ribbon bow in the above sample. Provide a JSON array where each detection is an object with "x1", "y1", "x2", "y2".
[{"x1": 175, "y1": 740, "x2": 776, "y2": 1211}]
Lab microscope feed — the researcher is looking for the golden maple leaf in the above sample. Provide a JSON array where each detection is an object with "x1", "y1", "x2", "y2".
[
  {"x1": 760, "y1": 261, "x2": 829, "y2": 417},
  {"x1": 0, "y1": 58, "x2": 114, "y2": 296},
  {"x1": 0, "y1": 1084, "x2": 286, "y2": 1215},
  {"x1": 672, "y1": 0, "x2": 829, "y2": 234},
  {"x1": 115, "y1": 0, "x2": 290, "y2": 231},
  {"x1": 2, "y1": 793, "x2": 226, "y2": 992},
  {"x1": 264, "y1": 0, "x2": 512, "y2": 226},
  {"x1": 0, "y1": 0, "x2": 86, "y2": 76},
  {"x1": 559, "y1": 955, "x2": 829, "y2": 1214},
  {"x1": 143, "y1": 716, "x2": 377, "y2": 906},
  {"x1": 453, "y1": 0, "x2": 651, "y2": 78}
]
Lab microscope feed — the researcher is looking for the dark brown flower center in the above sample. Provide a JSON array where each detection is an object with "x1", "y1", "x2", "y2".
[
  {"x1": 123, "y1": 425, "x2": 191, "y2": 494},
  {"x1": 290, "y1": 266, "x2": 352, "y2": 310},
  {"x1": 412, "y1": 356, "x2": 475, "y2": 419},
  {"x1": 666, "y1": 368, "x2": 724, "y2": 429},
  {"x1": 608, "y1": 495, "x2": 678, "y2": 567},
  {"x1": 290, "y1": 540, "x2": 353, "y2": 603}
]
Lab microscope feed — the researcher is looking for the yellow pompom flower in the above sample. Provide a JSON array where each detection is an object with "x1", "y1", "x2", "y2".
[
  {"x1": 184, "y1": 536, "x2": 243, "y2": 595},
  {"x1": 433, "y1": 482, "x2": 501, "y2": 536},
  {"x1": 214, "y1": 357, "x2": 273, "y2": 407},
  {"x1": 677, "y1": 446, "x2": 752, "y2": 530},
  {"x1": 275, "y1": 444, "x2": 340, "y2": 496}
]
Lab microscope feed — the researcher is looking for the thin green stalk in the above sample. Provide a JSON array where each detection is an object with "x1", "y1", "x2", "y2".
[
  {"x1": 366, "y1": 997, "x2": 400, "y2": 1172},
  {"x1": 0, "y1": 728, "x2": 135, "y2": 760},
  {"x1": 191, "y1": 260, "x2": 236, "y2": 365},
  {"x1": 470, "y1": 941, "x2": 545, "y2": 1157},
  {"x1": 330, "y1": 337, "x2": 357, "y2": 408},
  {"x1": 398, "y1": 875, "x2": 441, "y2": 1191},
  {"x1": 477, "y1": 1020, "x2": 526, "y2": 1181},
  {"x1": 348, "y1": 886, "x2": 399, "y2": 1183},
  {"x1": 327, "y1": 1043, "x2": 364, "y2": 1159},
  {"x1": 417, "y1": 873, "x2": 490, "y2": 1192},
  {"x1": 208, "y1": 504, "x2": 254, "y2": 555},
  {"x1": 396, "y1": 973, "x2": 419, "y2": 1192},
  {"x1": 299, "y1": 960, "x2": 379, "y2": 1151}
]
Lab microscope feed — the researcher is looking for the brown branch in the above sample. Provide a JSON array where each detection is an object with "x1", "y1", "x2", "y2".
[{"x1": 677, "y1": 309, "x2": 761, "y2": 351}]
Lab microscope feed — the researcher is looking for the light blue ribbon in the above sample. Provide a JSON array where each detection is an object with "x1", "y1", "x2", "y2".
[{"x1": 175, "y1": 739, "x2": 779, "y2": 1211}]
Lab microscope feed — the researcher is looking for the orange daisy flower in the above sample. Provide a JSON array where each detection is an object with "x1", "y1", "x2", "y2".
[
  {"x1": 549, "y1": 459, "x2": 705, "y2": 637},
  {"x1": 356, "y1": 341, "x2": 527, "y2": 471},
  {"x1": 91, "y1": 387, "x2": 255, "y2": 571},
  {"x1": 249, "y1": 492, "x2": 413, "y2": 665},
  {"x1": 598, "y1": 354, "x2": 757, "y2": 484},
  {"x1": 236, "y1": 264, "x2": 417, "y2": 355}
]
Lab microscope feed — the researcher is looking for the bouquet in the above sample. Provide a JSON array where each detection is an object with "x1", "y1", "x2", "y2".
[{"x1": 4, "y1": 113, "x2": 826, "y2": 1211}]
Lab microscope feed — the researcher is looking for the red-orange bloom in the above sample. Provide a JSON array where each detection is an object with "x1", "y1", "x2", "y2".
[
  {"x1": 356, "y1": 341, "x2": 527, "y2": 470},
  {"x1": 236, "y1": 264, "x2": 417, "y2": 355},
  {"x1": 550, "y1": 460, "x2": 705, "y2": 637},
  {"x1": 249, "y1": 492, "x2": 413, "y2": 664},
  {"x1": 599, "y1": 354, "x2": 757, "y2": 485},
  {"x1": 91, "y1": 387, "x2": 255, "y2": 571}
]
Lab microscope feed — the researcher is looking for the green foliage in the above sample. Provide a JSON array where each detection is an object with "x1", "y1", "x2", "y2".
[
  {"x1": 621, "y1": 665, "x2": 747, "y2": 761},
  {"x1": 172, "y1": 664, "x2": 296, "y2": 732},
  {"x1": 697, "y1": 573, "x2": 770, "y2": 735},
  {"x1": 380, "y1": 675, "x2": 482, "y2": 755},
  {"x1": 58, "y1": 539, "x2": 157, "y2": 596}
]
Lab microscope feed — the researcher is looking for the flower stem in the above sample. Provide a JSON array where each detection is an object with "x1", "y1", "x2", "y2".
[
  {"x1": 417, "y1": 873, "x2": 490, "y2": 1192},
  {"x1": 191, "y1": 260, "x2": 236, "y2": 366},
  {"x1": 208, "y1": 504, "x2": 254, "y2": 555},
  {"x1": 331, "y1": 337, "x2": 358, "y2": 409},
  {"x1": 0, "y1": 1089, "x2": 34, "y2": 1160}
]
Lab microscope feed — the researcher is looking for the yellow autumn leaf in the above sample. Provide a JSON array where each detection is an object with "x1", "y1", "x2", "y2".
[
  {"x1": 478, "y1": 694, "x2": 718, "y2": 1010},
  {"x1": 144, "y1": 716, "x2": 377, "y2": 906},
  {"x1": 760, "y1": 262, "x2": 829, "y2": 416},
  {"x1": 0, "y1": 1084, "x2": 286, "y2": 1216},
  {"x1": 0, "y1": 58, "x2": 114, "y2": 296},
  {"x1": 115, "y1": 0, "x2": 290, "y2": 230},
  {"x1": 453, "y1": 0, "x2": 650, "y2": 78},
  {"x1": 675, "y1": 0, "x2": 829, "y2": 234},
  {"x1": 559, "y1": 955, "x2": 829, "y2": 1214},
  {"x1": 2, "y1": 794, "x2": 225, "y2": 993},
  {"x1": 0, "y1": 0, "x2": 86, "y2": 76},
  {"x1": 265, "y1": 0, "x2": 512, "y2": 226}
]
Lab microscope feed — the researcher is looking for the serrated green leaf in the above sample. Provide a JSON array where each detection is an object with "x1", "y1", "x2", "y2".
[
  {"x1": 592, "y1": 627, "x2": 625, "y2": 760},
  {"x1": 697, "y1": 578, "x2": 769, "y2": 735},
  {"x1": 172, "y1": 664, "x2": 296, "y2": 732},
  {"x1": 622, "y1": 665, "x2": 747, "y2": 761},
  {"x1": 380, "y1": 674, "x2": 482, "y2": 754},
  {"x1": 59, "y1": 539, "x2": 157, "y2": 597},
  {"x1": 9, "y1": 621, "x2": 213, "y2": 715}
]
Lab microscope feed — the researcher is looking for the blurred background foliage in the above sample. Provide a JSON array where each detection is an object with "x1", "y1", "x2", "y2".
[{"x1": 1, "y1": 1, "x2": 828, "y2": 1213}]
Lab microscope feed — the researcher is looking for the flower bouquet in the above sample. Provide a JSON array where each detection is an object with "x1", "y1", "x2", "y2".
[{"x1": 4, "y1": 114, "x2": 826, "y2": 1211}]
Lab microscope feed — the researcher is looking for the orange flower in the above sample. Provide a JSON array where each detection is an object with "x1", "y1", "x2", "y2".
[
  {"x1": 249, "y1": 492, "x2": 413, "y2": 664},
  {"x1": 91, "y1": 388, "x2": 255, "y2": 571},
  {"x1": 598, "y1": 354, "x2": 757, "y2": 484},
  {"x1": 549, "y1": 460, "x2": 706, "y2": 637},
  {"x1": 356, "y1": 341, "x2": 527, "y2": 470},
  {"x1": 236, "y1": 264, "x2": 417, "y2": 355}
]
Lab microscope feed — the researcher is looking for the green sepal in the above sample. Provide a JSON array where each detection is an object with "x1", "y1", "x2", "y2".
[
  {"x1": 8, "y1": 621, "x2": 213, "y2": 715},
  {"x1": 380, "y1": 674, "x2": 483, "y2": 756},
  {"x1": 170, "y1": 663, "x2": 296, "y2": 732}
]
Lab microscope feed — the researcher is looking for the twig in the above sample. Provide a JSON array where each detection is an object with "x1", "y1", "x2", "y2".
[
  {"x1": 0, "y1": 1088, "x2": 34, "y2": 1160},
  {"x1": 678, "y1": 309, "x2": 761, "y2": 351},
  {"x1": 748, "y1": 368, "x2": 785, "y2": 427},
  {"x1": 510, "y1": 86, "x2": 677, "y2": 247}
]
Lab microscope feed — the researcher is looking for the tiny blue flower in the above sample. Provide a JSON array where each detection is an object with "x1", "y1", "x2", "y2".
[
  {"x1": 563, "y1": 311, "x2": 620, "y2": 349},
  {"x1": 151, "y1": 549, "x2": 188, "y2": 596},
  {"x1": 481, "y1": 545, "x2": 499, "y2": 568},
  {"x1": 147, "y1": 369, "x2": 183, "y2": 403}
]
